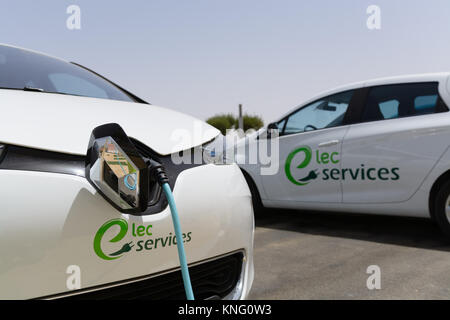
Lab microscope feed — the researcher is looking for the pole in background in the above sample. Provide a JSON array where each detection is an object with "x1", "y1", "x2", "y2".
[{"x1": 238, "y1": 104, "x2": 244, "y2": 130}]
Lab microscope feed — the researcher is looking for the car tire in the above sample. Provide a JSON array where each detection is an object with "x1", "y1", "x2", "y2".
[
  {"x1": 241, "y1": 170, "x2": 265, "y2": 216},
  {"x1": 433, "y1": 180, "x2": 450, "y2": 238}
]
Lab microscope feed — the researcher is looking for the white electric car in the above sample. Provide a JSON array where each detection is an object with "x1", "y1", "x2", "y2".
[
  {"x1": 238, "y1": 73, "x2": 450, "y2": 237},
  {"x1": 0, "y1": 44, "x2": 254, "y2": 299}
]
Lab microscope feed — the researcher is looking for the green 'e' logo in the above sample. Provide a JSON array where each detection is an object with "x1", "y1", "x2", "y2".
[
  {"x1": 94, "y1": 218, "x2": 133, "y2": 261},
  {"x1": 285, "y1": 146, "x2": 315, "y2": 186}
]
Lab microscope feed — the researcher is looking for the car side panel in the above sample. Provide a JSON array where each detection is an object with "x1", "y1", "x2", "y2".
[
  {"x1": 264, "y1": 192, "x2": 430, "y2": 217},
  {"x1": 341, "y1": 113, "x2": 450, "y2": 203},
  {"x1": 259, "y1": 127, "x2": 348, "y2": 203}
]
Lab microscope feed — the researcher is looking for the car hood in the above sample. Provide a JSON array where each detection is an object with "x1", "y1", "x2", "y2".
[{"x1": 0, "y1": 90, "x2": 219, "y2": 156}]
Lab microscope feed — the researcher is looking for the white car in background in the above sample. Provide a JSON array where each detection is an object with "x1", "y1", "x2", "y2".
[
  {"x1": 0, "y1": 44, "x2": 254, "y2": 299},
  {"x1": 239, "y1": 73, "x2": 450, "y2": 237}
]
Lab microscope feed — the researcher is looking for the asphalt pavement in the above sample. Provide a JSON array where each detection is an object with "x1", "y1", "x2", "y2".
[{"x1": 248, "y1": 209, "x2": 450, "y2": 299}]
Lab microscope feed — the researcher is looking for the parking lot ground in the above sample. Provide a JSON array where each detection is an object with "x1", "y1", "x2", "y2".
[{"x1": 248, "y1": 209, "x2": 450, "y2": 300}]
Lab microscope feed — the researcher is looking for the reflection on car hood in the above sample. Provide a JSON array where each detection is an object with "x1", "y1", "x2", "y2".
[{"x1": 0, "y1": 90, "x2": 219, "y2": 156}]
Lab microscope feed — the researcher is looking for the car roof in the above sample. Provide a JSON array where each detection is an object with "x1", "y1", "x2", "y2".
[{"x1": 276, "y1": 72, "x2": 450, "y2": 122}]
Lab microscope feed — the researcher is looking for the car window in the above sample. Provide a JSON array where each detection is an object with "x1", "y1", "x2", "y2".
[
  {"x1": 283, "y1": 90, "x2": 354, "y2": 135},
  {"x1": 0, "y1": 45, "x2": 135, "y2": 102},
  {"x1": 361, "y1": 82, "x2": 446, "y2": 122},
  {"x1": 415, "y1": 95, "x2": 438, "y2": 114},
  {"x1": 379, "y1": 100, "x2": 399, "y2": 119},
  {"x1": 276, "y1": 119, "x2": 286, "y2": 131}
]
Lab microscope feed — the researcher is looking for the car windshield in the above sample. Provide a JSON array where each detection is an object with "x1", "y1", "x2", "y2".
[
  {"x1": 282, "y1": 90, "x2": 354, "y2": 135},
  {"x1": 0, "y1": 45, "x2": 135, "y2": 102}
]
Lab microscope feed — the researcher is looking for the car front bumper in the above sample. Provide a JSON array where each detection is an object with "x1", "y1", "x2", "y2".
[{"x1": 0, "y1": 163, "x2": 254, "y2": 299}]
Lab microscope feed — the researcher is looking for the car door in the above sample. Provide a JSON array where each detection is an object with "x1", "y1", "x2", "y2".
[
  {"x1": 341, "y1": 82, "x2": 450, "y2": 203},
  {"x1": 260, "y1": 90, "x2": 355, "y2": 204}
]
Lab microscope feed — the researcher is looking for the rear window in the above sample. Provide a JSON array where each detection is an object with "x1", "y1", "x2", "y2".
[
  {"x1": 361, "y1": 82, "x2": 447, "y2": 122},
  {"x1": 415, "y1": 95, "x2": 438, "y2": 114}
]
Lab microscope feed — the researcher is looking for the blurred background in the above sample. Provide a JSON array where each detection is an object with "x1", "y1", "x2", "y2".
[{"x1": 1, "y1": 0, "x2": 450, "y2": 125}]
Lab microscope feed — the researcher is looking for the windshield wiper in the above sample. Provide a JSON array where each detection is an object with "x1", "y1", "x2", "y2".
[{"x1": 23, "y1": 86, "x2": 45, "y2": 92}]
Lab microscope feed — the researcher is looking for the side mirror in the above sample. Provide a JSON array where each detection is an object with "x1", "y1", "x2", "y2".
[
  {"x1": 86, "y1": 123, "x2": 149, "y2": 214},
  {"x1": 266, "y1": 122, "x2": 279, "y2": 139}
]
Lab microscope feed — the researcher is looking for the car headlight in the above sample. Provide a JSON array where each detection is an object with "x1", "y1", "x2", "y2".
[{"x1": 202, "y1": 134, "x2": 234, "y2": 165}]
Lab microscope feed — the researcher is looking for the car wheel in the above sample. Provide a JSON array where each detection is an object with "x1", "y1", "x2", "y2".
[
  {"x1": 241, "y1": 170, "x2": 265, "y2": 215},
  {"x1": 433, "y1": 180, "x2": 450, "y2": 237}
]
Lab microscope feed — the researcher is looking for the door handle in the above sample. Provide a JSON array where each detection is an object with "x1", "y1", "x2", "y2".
[{"x1": 318, "y1": 140, "x2": 339, "y2": 148}]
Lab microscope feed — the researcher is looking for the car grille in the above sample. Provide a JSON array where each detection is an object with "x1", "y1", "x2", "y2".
[{"x1": 61, "y1": 252, "x2": 244, "y2": 300}]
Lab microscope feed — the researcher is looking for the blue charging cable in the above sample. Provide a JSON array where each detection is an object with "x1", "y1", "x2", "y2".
[
  {"x1": 149, "y1": 160, "x2": 194, "y2": 300},
  {"x1": 162, "y1": 183, "x2": 195, "y2": 300},
  {"x1": 116, "y1": 153, "x2": 194, "y2": 300}
]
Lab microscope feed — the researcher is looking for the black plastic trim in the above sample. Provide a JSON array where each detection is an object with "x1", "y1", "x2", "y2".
[
  {"x1": 0, "y1": 145, "x2": 85, "y2": 177},
  {"x1": 40, "y1": 251, "x2": 244, "y2": 300},
  {"x1": 0, "y1": 141, "x2": 204, "y2": 216},
  {"x1": 0, "y1": 144, "x2": 7, "y2": 164},
  {"x1": 343, "y1": 87, "x2": 369, "y2": 125},
  {"x1": 85, "y1": 123, "x2": 150, "y2": 215},
  {"x1": 130, "y1": 138, "x2": 204, "y2": 215}
]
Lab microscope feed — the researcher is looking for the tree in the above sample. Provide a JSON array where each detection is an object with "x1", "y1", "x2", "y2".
[
  {"x1": 206, "y1": 114, "x2": 236, "y2": 135},
  {"x1": 239, "y1": 115, "x2": 264, "y2": 132},
  {"x1": 206, "y1": 114, "x2": 264, "y2": 135}
]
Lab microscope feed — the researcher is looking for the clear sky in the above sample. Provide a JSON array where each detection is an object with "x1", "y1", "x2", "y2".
[{"x1": 1, "y1": 0, "x2": 450, "y2": 123}]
